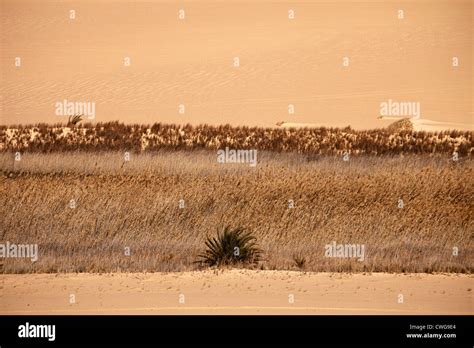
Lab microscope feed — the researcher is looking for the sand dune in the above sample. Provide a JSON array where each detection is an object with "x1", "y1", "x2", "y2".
[
  {"x1": 1, "y1": 271, "x2": 472, "y2": 315},
  {"x1": 1, "y1": 0, "x2": 472, "y2": 128}
]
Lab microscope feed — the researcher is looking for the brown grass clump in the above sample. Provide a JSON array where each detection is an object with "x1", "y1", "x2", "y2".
[
  {"x1": 0, "y1": 122, "x2": 472, "y2": 156},
  {"x1": 0, "y1": 151, "x2": 472, "y2": 274}
]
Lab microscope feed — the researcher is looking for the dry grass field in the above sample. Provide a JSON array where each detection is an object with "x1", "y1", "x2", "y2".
[{"x1": 1, "y1": 145, "x2": 472, "y2": 274}]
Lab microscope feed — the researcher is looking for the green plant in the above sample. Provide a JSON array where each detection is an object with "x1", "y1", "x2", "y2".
[
  {"x1": 197, "y1": 226, "x2": 262, "y2": 267},
  {"x1": 292, "y1": 253, "x2": 306, "y2": 270}
]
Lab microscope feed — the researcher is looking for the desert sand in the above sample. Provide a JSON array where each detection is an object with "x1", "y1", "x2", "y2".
[
  {"x1": 1, "y1": 271, "x2": 472, "y2": 315},
  {"x1": 1, "y1": 0, "x2": 472, "y2": 128}
]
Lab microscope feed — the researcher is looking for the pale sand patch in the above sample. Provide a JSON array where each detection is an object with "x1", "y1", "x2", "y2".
[{"x1": 1, "y1": 271, "x2": 472, "y2": 315}]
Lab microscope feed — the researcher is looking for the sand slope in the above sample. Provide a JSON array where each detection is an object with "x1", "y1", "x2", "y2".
[
  {"x1": 1, "y1": 0, "x2": 472, "y2": 128},
  {"x1": 1, "y1": 271, "x2": 472, "y2": 315}
]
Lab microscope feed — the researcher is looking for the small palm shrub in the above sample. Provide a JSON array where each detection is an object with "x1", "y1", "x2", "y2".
[
  {"x1": 292, "y1": 253, "x2": 306, "y2": 270},
  {"x1": 67, "y1": 114, "x2": 83, "y2": 126},
  {"x1": 197, "y1": 226, "x2": 262, "y2": 267}
]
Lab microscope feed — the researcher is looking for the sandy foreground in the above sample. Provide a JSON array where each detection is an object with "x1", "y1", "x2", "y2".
[{"x1": 1, "y1": 270, "x2": 472, "y2": 315}]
